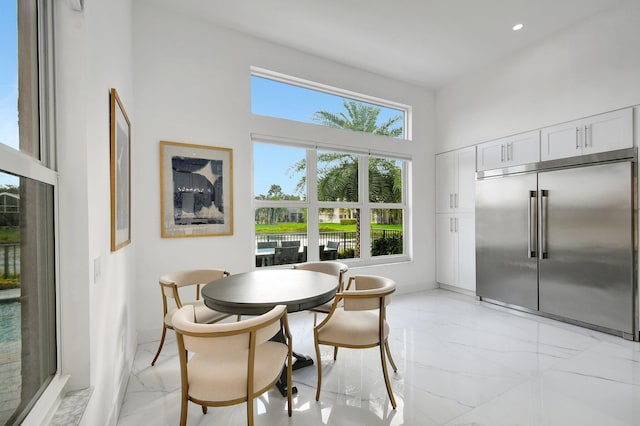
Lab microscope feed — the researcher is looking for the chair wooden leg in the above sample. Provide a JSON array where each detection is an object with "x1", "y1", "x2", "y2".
[
  {"x1": 384, "y1": 341, "x2": 398, "y2": 372},
  {"x1": 151, "y1": 325, "x2": 167, "y2": 366},
  {"x1": 379, "y1": 343, "x2": 397, "y2": 409},
  {"x1": 179, "y1": 394, "x2": 188, "y2": 426},
  {"x1": 314, "y1": 335, "x2": 323, "y2": 401},
  {"x1": 202, "y1": 405, "x2": 207, "y2": 414},
  {"x1": 287, "y1": 351, "x2": 293, "y2": 416},
  {"x1": 333, "y1": 346, "x2": 338, "y2": 361},
  {"x1": 247, "y1": 396, "x2": 254, "y2": 426}
]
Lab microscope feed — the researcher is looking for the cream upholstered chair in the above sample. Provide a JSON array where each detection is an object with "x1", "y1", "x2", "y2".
[
  {"x1": 150, "y1": 269, "x2": 233, "y2": 366},
  {"x1": 172, "y1": 304, "x2": 293, "y2": 426},
  {"x1": 292, "y1": 261, "x2": 348, "y2": 325},
  {"x1": 313, "y1": 274, "x2": 398, "y2": 408}
]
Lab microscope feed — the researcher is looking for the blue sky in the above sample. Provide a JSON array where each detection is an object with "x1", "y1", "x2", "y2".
[{"x1": 0, "y1": 1, "x2": 19, "y2": 187}]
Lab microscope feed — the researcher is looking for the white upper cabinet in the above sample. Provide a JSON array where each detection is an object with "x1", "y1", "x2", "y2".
[
  {"x1": 541, "y1": 108, "x2": 633, "y2": 161},
  {"x1": 476, "y1": 130, "x2": 540, "y2": 171},
  {"x1": 436, "y1": 146, "x2": 476, "y2": 213}
]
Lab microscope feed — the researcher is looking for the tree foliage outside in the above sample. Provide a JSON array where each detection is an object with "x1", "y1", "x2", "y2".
[{"x1": 312, "y1": 100, "x2": 403, "y2": 138}]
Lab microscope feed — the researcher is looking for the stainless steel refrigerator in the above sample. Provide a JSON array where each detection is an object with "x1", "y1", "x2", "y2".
[{"x1": 476, "y1": 149, "x2": 637, "y2": 340}]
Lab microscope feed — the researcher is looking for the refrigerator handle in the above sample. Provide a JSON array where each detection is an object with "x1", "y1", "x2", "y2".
[
  {"x1": 528, "y1": 190, "x2": 537, "y2": 258},
  {"x1": 539, "y1": 189, "x2": 549, "y2": 259}
]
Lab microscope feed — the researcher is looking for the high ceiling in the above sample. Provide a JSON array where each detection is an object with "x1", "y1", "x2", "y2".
[{"x1": 154, "y1": 0, "x2": 625, "y2": 90}]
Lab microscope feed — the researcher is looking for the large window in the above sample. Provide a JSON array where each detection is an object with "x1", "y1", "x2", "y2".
[
  {"x1": 251, "y1": 68, "x2": 409, "y2": 140},
  {"x1": 0, "y1": 1, "x2": 57, "y2": 424},
  {"x1": 254, "y1": 141, "x2": 408, "y2": 267}
]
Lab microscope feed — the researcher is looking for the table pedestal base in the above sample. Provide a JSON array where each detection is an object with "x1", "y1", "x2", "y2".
[
  {"x1": 276, "y1": 352, "x2": 315, "y2": 397},
  {"x1": 292, "y1": 352, "x2": 314, "y2": 370}
]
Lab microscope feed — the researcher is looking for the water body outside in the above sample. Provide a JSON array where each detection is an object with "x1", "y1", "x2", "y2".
[{"x1": 0, "y1": 299, "x2": 21, "y2": 424}]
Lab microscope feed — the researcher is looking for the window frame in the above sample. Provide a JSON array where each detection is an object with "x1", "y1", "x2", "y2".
[
  {"x1": 251, "y1": 66, "x2": 413, "y2": 141},
  {"x1": 0, "y1": 0, "x2": 62, "y2": 423},
  {"x1": 253, "y1": 138, "x2": 410, "y2": 267}
]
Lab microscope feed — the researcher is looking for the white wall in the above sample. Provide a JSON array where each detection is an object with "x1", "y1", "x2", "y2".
[
  {"x1": 54, "y1": 0, "x2": 136, "y2": 424},
  {"x1": 436, "y1": 1, "x2": 640, "y2": 152},
  {"x1": 133, "y1": 1, "x2": 436, "y2": 342}
]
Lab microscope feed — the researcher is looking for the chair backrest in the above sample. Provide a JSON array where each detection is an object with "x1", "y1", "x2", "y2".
[
  {"x1": 342, "y1": 275, "x2": 396, "y2": 311},
  {"x1": 274, "y1": 246, "x2": 299, "y2": 265},
  {"x1": 327, "y1": 241, "x2": 340, "y2": 250},
  {"x1": 159, "y1": 269, "x2": 229, "y2": 307},
  {"x1": 257, "y1": 241, "x2": 277, "y2": 249},
  {"x1": 281, "y1": 240, "x2": 300, "y2": 247},
  {"x1": 172, "y1": 304, "x2": 286, "y2": 355},
  {"x1": 293, "y1": 261, "x2": 348, "y2": 291}
]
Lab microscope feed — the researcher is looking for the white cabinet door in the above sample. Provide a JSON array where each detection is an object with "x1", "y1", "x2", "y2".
[
  {"x1": 509, "y1": 130, "x2": 540, "y2": 166},
  {"x1": 435, "y1": 151, "x2": 455, "y2": 213},
  {"x1": 476, "y1": 138, "x2": 506, "y2": 171},
  {"x1": 456, "y1": 146, "x2": 476, "y2": 213},
  {"x1": 477, "y1": 130, "x2": 540, "y2": 171},
  {"x1": 540, "y1": 120, "x2": 581, "y2": 161},
  {"x1": 584, "y1": 108, "x2": 633, "y2": 155},
  {"x1": 436, "y1": 213, "x2": 476, "y2": 291},
  {"x1": 436, "y1": 214, "x2": 456, "y2": 286},
  {"x1": 541, "y1": 108, "x2": 632, "y2": 161},
  {"x1": 436, "y1": 147, "x2": 476, "y2": 213},
  {"x1": 455, "y1": 213, "x2": 476, "y2": 292}
]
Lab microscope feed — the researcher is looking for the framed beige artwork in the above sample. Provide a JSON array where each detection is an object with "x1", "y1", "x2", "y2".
[
  {"x1": 160, "y1": 140, "x2": 233, "y2": 237},
  {"x1": 110, "y1": 88, "x2": 131, "y2": 251}
]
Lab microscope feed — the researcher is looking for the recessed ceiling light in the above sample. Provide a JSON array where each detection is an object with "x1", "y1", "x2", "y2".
[{"x1": 512, "y1": 23, "x2": 524, "y2": 31}]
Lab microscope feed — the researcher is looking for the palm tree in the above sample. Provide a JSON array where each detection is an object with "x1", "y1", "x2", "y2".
[
  {"x1": 312, "y1": 100, "x2": 403, "y2": 138},
  {"x1": 290, "y1": 100, "x2": 403, "y2": 257}
]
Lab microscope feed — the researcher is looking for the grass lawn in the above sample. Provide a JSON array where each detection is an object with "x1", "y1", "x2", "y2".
[{"x1": 0, "y1": 228, "x2": 19, "y2": 244}]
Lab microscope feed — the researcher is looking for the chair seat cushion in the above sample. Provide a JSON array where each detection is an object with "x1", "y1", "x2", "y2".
[
  {"x1": 187, "y1": 341, "x2": 288, "y2": 402},
  {"x1": 166, "y1": 300, "x2": 229, "y2": 327},
  {"x1": 316, "y1": 308, "x2": 389, "y2": 347}
]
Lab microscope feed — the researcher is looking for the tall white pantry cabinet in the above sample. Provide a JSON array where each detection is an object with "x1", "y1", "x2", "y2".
[{"x1": 435, "y1": 146, "x2": 476, "y2": 292}]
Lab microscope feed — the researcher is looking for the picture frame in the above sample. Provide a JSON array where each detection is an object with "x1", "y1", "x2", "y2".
[
  {"x1": 160, "y1": 140, "x2": 233, "y2": 238},
  {"x1": 110, "y1": 88, "x2": 131, "y2": 251}
]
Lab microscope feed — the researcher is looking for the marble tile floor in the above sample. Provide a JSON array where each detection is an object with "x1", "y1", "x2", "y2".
[{"x1": 117, "y1": 289, "x2": 640, "y2": 426}]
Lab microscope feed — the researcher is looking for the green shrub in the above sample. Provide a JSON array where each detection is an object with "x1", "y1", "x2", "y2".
[
  {"x1": 338, "y1": 248, "x2": 355, "y2": 259},
  {"x1": 340, "y1": 219, "x2": 357, "y2": 226},
  {"x1": 0, "y1": 276, "x2": 20, "y2": 289},
  {"x1": 371, "y1": 235, "x2": 403, "y2": 256}
]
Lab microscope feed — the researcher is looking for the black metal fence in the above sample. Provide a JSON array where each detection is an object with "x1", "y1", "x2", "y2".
[{"x1": 256, "y1": 229, "x2": 403, "y2": 257}]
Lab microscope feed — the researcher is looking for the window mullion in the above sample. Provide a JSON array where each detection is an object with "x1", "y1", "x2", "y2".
[
  {"x1": 307, "y1": 149, "x2": 320, "y2": 260},
  {"x1": 359, "y1": 154, "x2": 371, "y2": 261}
]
